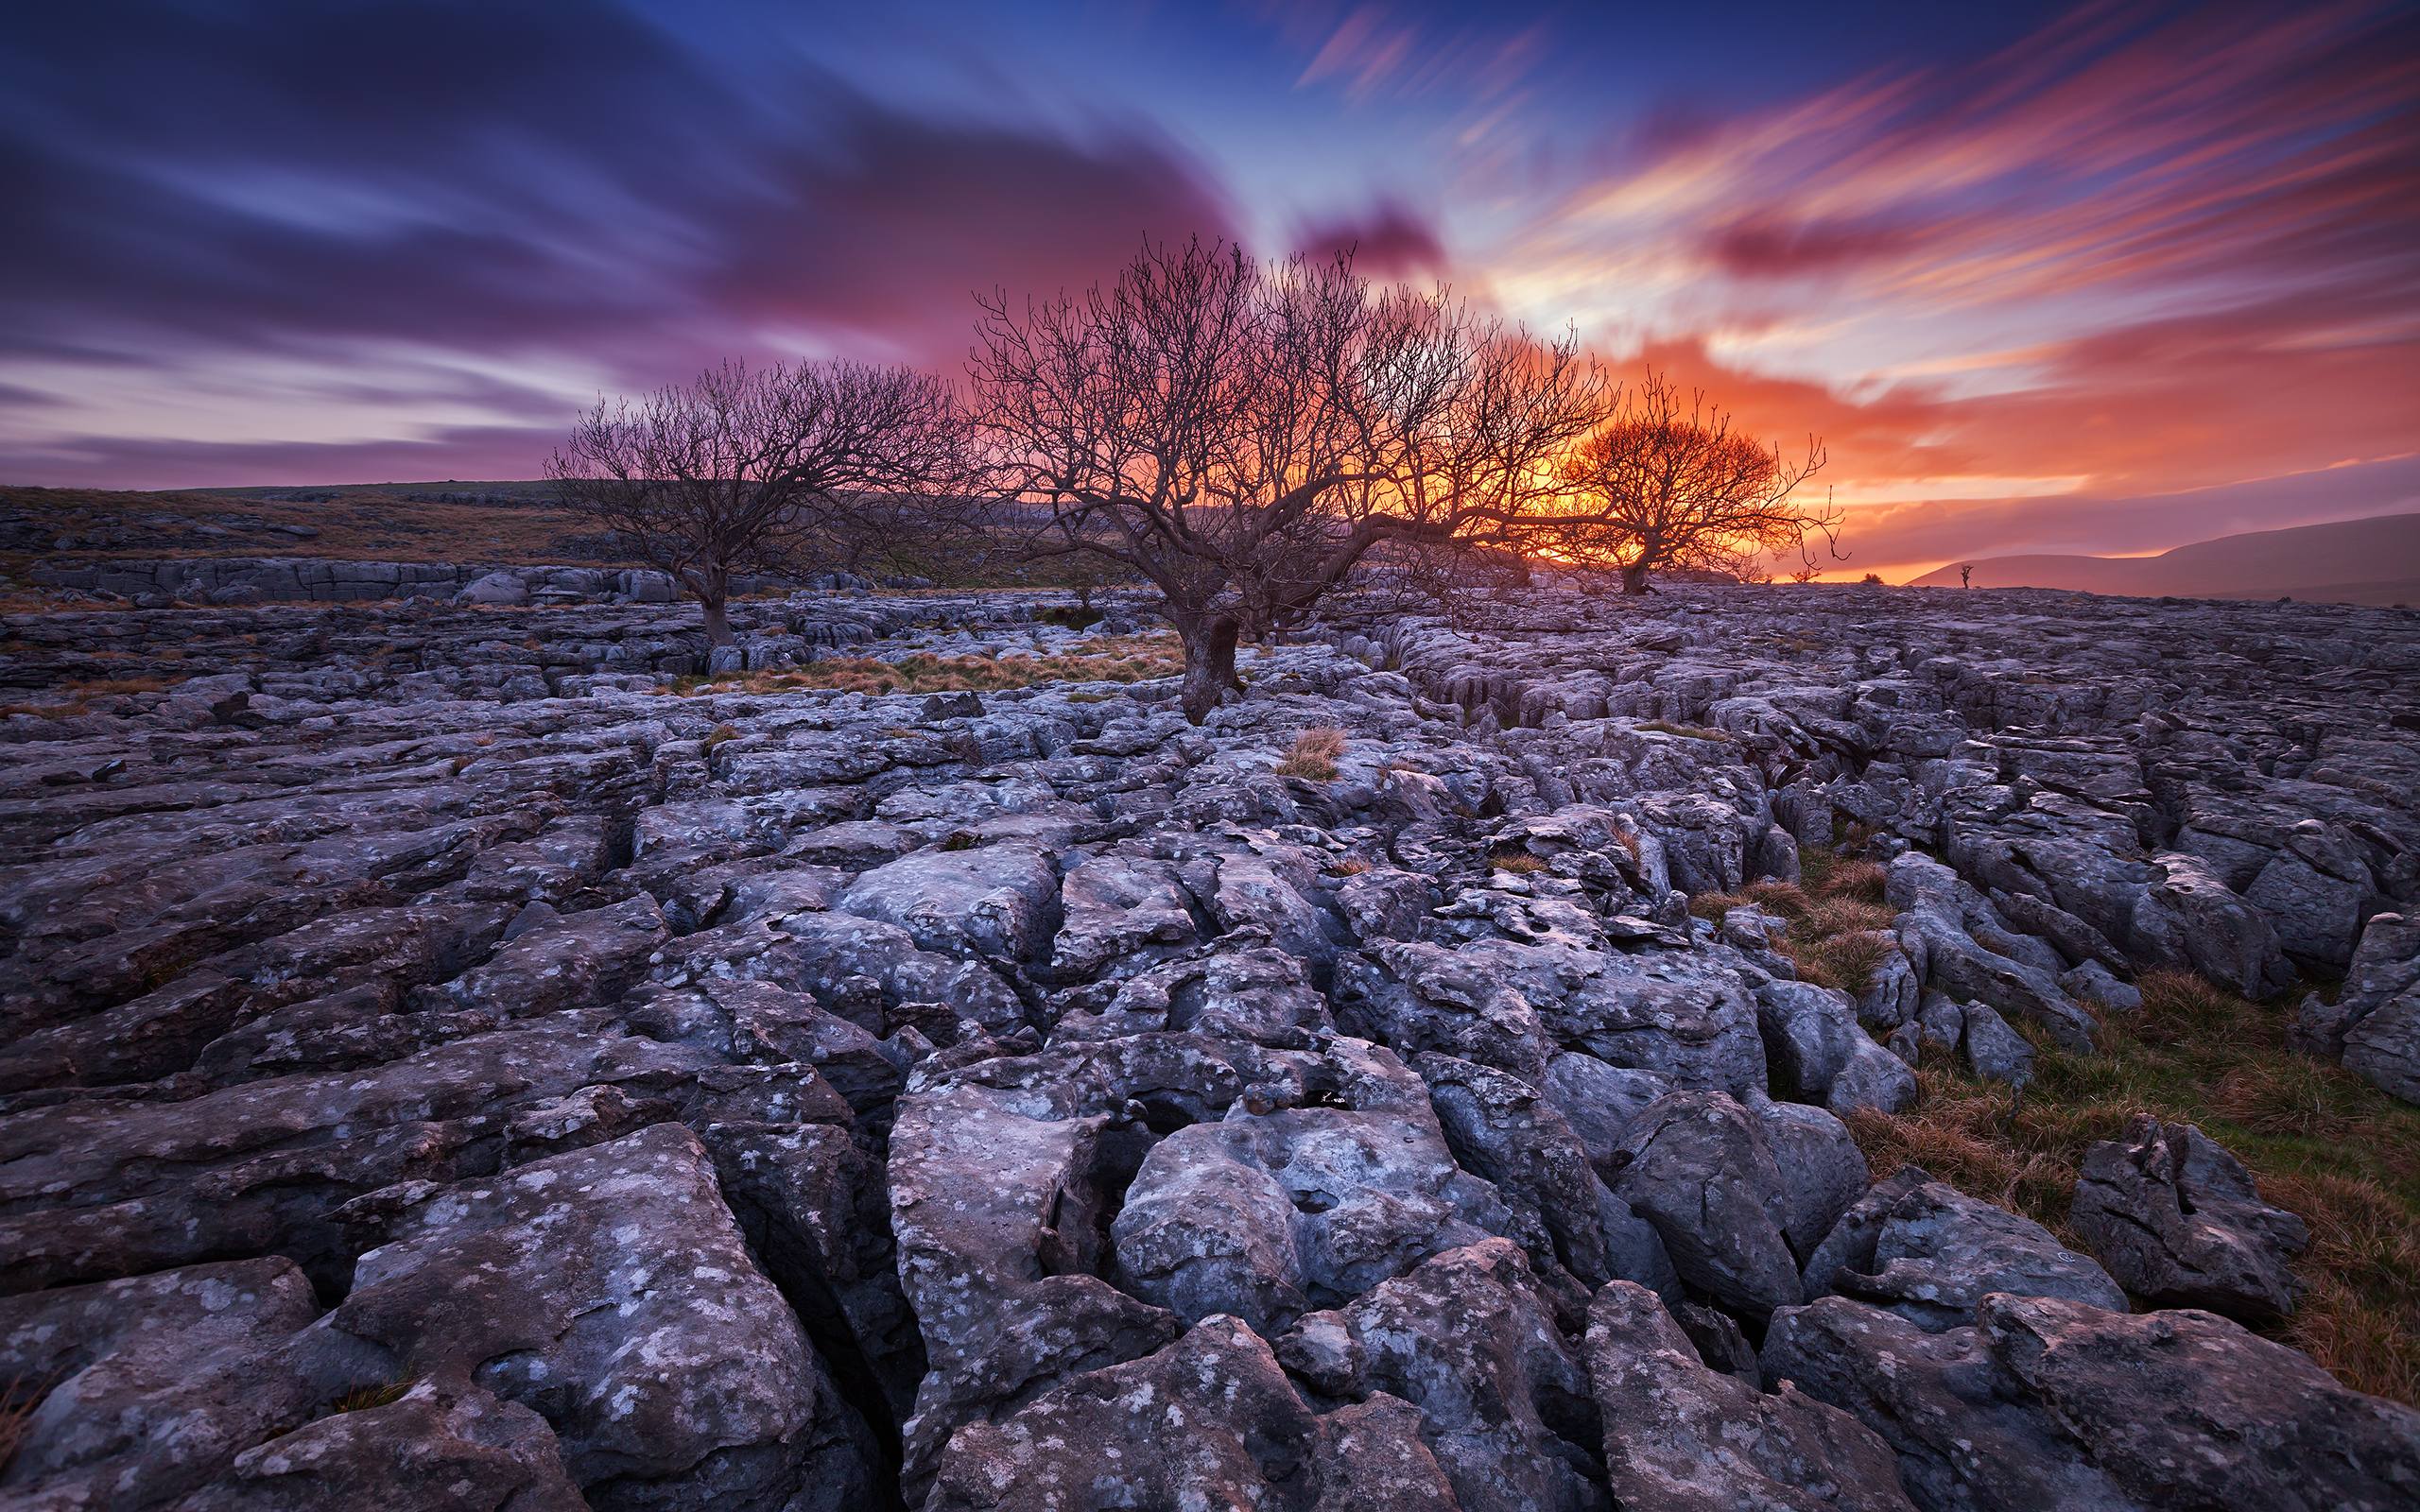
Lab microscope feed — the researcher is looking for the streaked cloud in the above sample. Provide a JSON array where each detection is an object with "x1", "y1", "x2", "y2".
[{"x1": 1, "y1": 0, "x2": 2412, "y2": 571}]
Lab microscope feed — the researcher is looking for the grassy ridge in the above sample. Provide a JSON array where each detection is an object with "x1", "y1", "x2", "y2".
[
  {"x1": 1844, "y1": 971, "x2": 2420, "y2": 1403},
  {"x1": 2, "y1": 482, "x2": 1142, "y2": 593}
]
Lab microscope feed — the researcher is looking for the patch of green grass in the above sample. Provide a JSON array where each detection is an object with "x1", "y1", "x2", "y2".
[{"x1": 1843, "y1": 968, "x2": 2420, "y2": 1404}]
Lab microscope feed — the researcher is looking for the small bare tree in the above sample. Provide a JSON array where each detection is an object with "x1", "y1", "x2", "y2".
[
  {"x1": 970, "y1": 239, "x2": 1608, "y2": 722},
  {"x1": 1959, "y1": 562, "x2": 1974, "y2": 588},
  {"x1": 1544, "y1": 370, "x2": 1837, "y2": 594},
  {"x1": 547, "y1": 360, "x2": 966, "y2": 646}
]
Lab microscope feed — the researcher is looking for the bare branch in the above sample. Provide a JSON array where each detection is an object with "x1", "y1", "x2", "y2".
[
  {"x1": 968, "y1": 238, "x2": 1612, "y2": 720},
  {"x1": 1541, "y1": 369, "x2": 1837, "y2": 594},
  {"x1": 546, "y1": 360, "x2": 969, "y2": 644}
]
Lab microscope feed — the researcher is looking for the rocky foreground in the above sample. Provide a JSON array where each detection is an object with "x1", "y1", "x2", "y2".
[{"x1": 2, "y1": 582, "x2": 2417, "y2": 1510}]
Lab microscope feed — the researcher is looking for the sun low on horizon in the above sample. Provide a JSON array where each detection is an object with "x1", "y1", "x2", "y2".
[{"x1": 3, "y1": 0, "x2": 2416, "y2": 580}]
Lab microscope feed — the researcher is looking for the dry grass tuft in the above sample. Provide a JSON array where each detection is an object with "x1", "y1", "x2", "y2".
[
  {"x1": 0, "y1": 1378, "x2": 40, "y2": 1474},
  {"x1": 1814, "y1": 857, "x2": 1889, "y2": 904},
  {"x1": 1488, "y1": 850, "x2": 1553, "y2": 874},
  {"x1": 328, "y1": 1380, "x2": 413, "y2": 1415},
  {"x1": 1842, "y1": 972, "x2": 2420, "y2": 1404},
  {"x1": 66, "y1": 675, "x2": 182, "y2": 696},
  {"x1": 1687, "y1": 857, "x2": 1895, "y2": 993},
  {"x1": 1636, "y1": 718, "x2": 1732, "y2": 742},
  {"x1": 1789, "y1": 927, "x2": 1893, "y2": 995},
  {"x1": 1274, "y1": 726, "x2": 1348, "y2": 781},
  {"x1": 669, "y1": 634, "x2": 1184, "y2": 697}
]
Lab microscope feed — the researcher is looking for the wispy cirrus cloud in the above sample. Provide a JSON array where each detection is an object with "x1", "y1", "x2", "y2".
[
  {"x1": 1473, "y1": 0, "x2": 2420, "y2": 561},
  {"x1": 0, "y1": 0, "x2": 1235, "y2": 487},
  {"x1": 2, "y1": 0, "x2": 2413, "y2": 561}
]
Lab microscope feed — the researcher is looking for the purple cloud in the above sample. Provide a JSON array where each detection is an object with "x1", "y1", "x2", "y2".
[
  {"x1": 1291, "y1": 200, "x2": 1449, "y2": 280},
  {"x1": 0, "y1": 0, "x2": 1236, "y2": 483}
]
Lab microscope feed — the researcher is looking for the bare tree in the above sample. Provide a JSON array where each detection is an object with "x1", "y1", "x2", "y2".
[
  {"x1": 970, "y1": 239, "x2": 1608, "y2": 722},
  {"x1": 1543, "y1": 370, "x2": 1837, "y2": 594},
  {"x1": 547, "y1": 359, "x2": 966, "y2": 646},
  {"x1": 1959, "y1": 562, "x2": 1975, "y2": 588}
]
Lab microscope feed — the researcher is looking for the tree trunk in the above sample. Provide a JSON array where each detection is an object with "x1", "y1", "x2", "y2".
[
  {"x1": 1178, "y1": 615, "x2": 1241, "y2": 725},
  {"x1": 1619, "y1": 560, "x2": 1652, "y2": 595},
  {"x1": 699, "y1": 588, "x2": 735, "y2": 647},
  {"x1": 690, "y1": 564, "x2": 735, "y2": 648}
]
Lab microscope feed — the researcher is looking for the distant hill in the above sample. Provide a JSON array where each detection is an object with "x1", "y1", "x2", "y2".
[{"x1": 1906, "y1": 512, "x2": 2420, "y2": 606}]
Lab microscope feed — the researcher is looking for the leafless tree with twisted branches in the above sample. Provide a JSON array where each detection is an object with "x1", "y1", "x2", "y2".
[
  {"x1": 969, "y1": 239, "x2": 1609, "y2": 721},
  {"x1": 1544, "y1": 369, "x2": 1838, "y2": 594},
  {"x1": 547, "y1": 359, "x2": 968, "y2": 645}
]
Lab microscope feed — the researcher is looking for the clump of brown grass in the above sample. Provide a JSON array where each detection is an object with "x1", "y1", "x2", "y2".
[
  {"x1": 1636, "y1": 718, "x2": 1732, "y2": 742},
  {"x1": 1274, "y1": 726, "x2": 1348, "y2": 781},
  {"x1": 0, "y1": 1378, "x2": 41, "y2": 1474},
  {"x1": 1811, "y1": 856, "x2": 1888, "y2": 904},
  {"x1": 1488, "y1": 850, "x2": 1553, "y2": 874},
  {"x1": 1841, "y1": 971, "x2": 2420, "y2": 1404},
  {"x1": 1686, "y1": 857, "x2": 1895, "y2": 993},
  {"x1": 1789, "y1": 928, "x2": 1893, "y2": 995},
  {"x1": 0, "y1": 699, "x2": 92, "y2": 720},
  {"x1": 667, "y1": 633, "x2": 1184, "y2": 697},
  {"x1": 327, "y1": 1380, "x2": 412, "y2": 1415},
  {"x1": 62, "y1": 675, "x2": 182, "y2": 696},
  {"x1": 700, "y1": 723, "x2": 740, "y2": 757}
]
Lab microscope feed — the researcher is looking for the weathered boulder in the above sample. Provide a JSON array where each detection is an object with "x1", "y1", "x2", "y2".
[
  {"x1": 182, "y1": 1383, "x2": 589, "y2": 1512},
  {"x1": 1112, "y1": 1083, "x2": 1509, "y2": 1333},
  {"x1": 2070, "y1": 1115, "x2": 2308, "y2": 1320},
  {"x1": 2299, "y1": 912, "x2": 2420, "y2": 1104},
  {"x1": 1315, "y1": 1240, "x2": 1609, "y2": 1512},
  {"x1": 1607, "y1": 1091, "x2": 1803, "y2": 1317},
  {"x1": 454, "y1": 570, "x2": 529, "y2": 607},
  {"x1": 1765, "y1": 1292, "x2": 2420, "y2": 1512},
  {"x1": 836, "y1": 842, "x2": 1060, "y2": 961},
  {"x1": 1352, "y1": 938, "x2": 1767, "y2": 1095},
  {"x1": 326, "y1": 1123, "x2": 881, "y2": 1510},
  {"x1": 1048, "y1": 850, "x2": 1197, "y2": 979},
  {"x1": 1585, "y1": 1280, "x2": 1914, "y2": 1512},
  {"x1": 2131, "y1": 851, "x2": 2293, "y2": 1001},
  {"x1": 1888, "y1": 854, "x2": 2096, "y2": 1051},
  {"x1": 1806, "y1": 1176, "x2": 2126, "y2": 1330},
  {"x1": 926, "y1": 1314, "x2": 1458, "y2": 1512}
]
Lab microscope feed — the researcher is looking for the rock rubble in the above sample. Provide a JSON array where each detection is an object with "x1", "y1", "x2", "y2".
[{"x1": 2, "y1": 580, "x2": 2416, "y2": 1509}]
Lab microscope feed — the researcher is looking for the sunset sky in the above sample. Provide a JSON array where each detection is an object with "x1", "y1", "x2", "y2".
[{"x1": 4, "y1": 0, "x2": 2415, "y2": 579}]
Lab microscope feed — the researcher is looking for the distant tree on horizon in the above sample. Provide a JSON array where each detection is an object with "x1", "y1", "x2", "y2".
[
  {"x1": 1960, "y1": 561, "x2": 1975, "y2": 588},
  {"x1": 546, "y1": 360, "x2": 967, "y2": 646},
  {"x1": 1541, "y1": 370, "x2": 1838, "y2": 594}
]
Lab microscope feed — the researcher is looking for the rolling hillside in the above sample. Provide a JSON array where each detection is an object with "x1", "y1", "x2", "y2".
[{"x1": 1906, "y1": 512, "x2": 2420, "y2": 606}]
